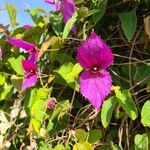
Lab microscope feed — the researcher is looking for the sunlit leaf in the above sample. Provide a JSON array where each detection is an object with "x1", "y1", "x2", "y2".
[
  {"x1": 0, "y1": 74, "x2": 6, "y2": 85},
  {"x1": 75, "y1": 129, "x2": 87, "y2": 141},
  {"x1": 134, "y1": 133, "x2": 149, "y2": 150},
  {"x1": 62, "y1": 12, "x2": 77, "y2": 39},
  {"x1": 26, "y1": 88, "x2": 51, "y2": 134},
  {"x1": 88, "y1": 129, "x2": 102, "y2": 143},
  {"x1": 50, "y1": 100, "x2": 70, "y2": 121},
  {"x1": 141, "y1": 100, "x2": 150, "y2": 127},
  {"x1": 5, "y1": 3, "x2": 17, "y2": 28},
  {"x1": 114, "y1": 89, "x2": 138, "y2": 120},
  {"x1": 101, "y1": 96, "x2": 117, "y2": 128},
  {"x1": 0, "y1": 83, "x2": 13, "y2": 101},
  {"x1": 73, "y1": 142, "x2": 93, "y2": 150},
  {"x1": 8, "y1": 55, "x2": 25, "y2": 75}
]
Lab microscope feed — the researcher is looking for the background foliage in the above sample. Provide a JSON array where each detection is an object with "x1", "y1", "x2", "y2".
[{"x1": 0, "y1": 0, "x2": 150, "y2": 149}]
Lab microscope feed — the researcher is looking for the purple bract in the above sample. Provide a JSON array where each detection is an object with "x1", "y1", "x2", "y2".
[
  {"x1": 22, "y1": 60, "x2": 38, "y2": 91},
  {"x1": 6, "y1": 35, "x2": 38, "y2": 63},
  {"x1": 60, "y1": 0, "x2": 76, "y2": 33},
  {"x1": 77, "y1": 32, "x2": 113, "y2": 110}
]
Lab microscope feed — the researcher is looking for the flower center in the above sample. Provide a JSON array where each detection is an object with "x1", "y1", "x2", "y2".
[
  {"x1": 29, "y1": 48, "x2": 36, "y2": 54},
  {"x1": 91, "y1": 66, "x2": 99, "y2": 73},
  {"x1": 30, "y1": 69, "x2": 36, "y2": 75}
]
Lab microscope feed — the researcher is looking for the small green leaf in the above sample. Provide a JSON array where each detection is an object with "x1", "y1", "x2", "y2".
[
  {"x1": 0, "y1": 83, "x2": 13, "y2": 101},
  {"x1": 141, "y1": 100, "x2": 150, "y2": 127},
  {"x1": 8, "y1": 55, "x2": 25, "y2": 75},
  {"x1": 75, "y1": 129, "x2": 87, "y2": 142},
  {"x1": 28, "y1": 88, "x2": 50, "y2": 134},
  {"x1": 55, "y1": 62, "x2": 79, "y2": 90},
  {"x1": 50, "y1": 12, "x2": 63, "y2": 36},
  {"x1": 115, "y1": 89, "x2": 138, "y2": 120},
  {"x1": 0, "y1": 74, "x2": 6, "y2": 85},
  {"x1": 134, "y1": 133, "x2": 149, "y2": 150},
  {"x1": 88, "y1": 129, "x2": 102, "y2": 143},
  {"x1": 73, "y1": 142, "x2": 93, "y2": 150},
  {"x1": 119, "y1": 8, "x2": 137, "y2": 41},
  {"x1": 66, "y1": 63, "x2": 83, "y2": 80},
  {"x1": 135, "y1": 64, "x2": 150, "y2": 85},
  {"x1": 92, "y1": 0, "x2": 108, "y2": 24},
  {"x1": 101, "y1": 96, "x2": 117, "y2": 128},
  {"x1": 62, "y1": 12, "x2": 77, "y2": 39},
  {"x1": 5, "y1": 3, "x2": 17, "y2": 28},
  {"x1": 50, "y1": 100, "x2": 70, "y2": 121}
]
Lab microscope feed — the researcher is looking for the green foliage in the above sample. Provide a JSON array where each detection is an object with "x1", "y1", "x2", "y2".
[
  {"x1": 1, "y1": 0, "x2": 149, "y2": 149},
  {"x1": 73, "y1": 142, "x2": 93, "y2": 150},
  {"x1": 50, "y1": 12, "x2": 63, "y2": 35},
  {"x1": 55, "y1": 62, "x2": 82, "y2": 90},
  {"x1": 8, "y1": 55, "x2": 25, "y2": 75},
  {"x1": 25, "y1": 88, "x2": 51, "y2": 134},
  {"x1": 119, "y1": 8, "x2": 137, "y2": 41},
  {"x1": 101, "y1": 96, "x2": 117, "y2": 128},
  {"x1": 114, "y1": 89, "x2": 138, "y2": 120},
  {"x1": 5, "y1": 3, "x2": 17, "y2": 28},
  {"x1": 92, "y1": 0, "x2": 108, "y2": 24},
  {"x1": 88, "y1": 129, "x2": 102, "y2": 143},
  {"x1": 75, "y1": 129, "x2": 87, "y2": 141},
  {"x1": 62, "y1": 12, "x2": 78, "y2": 39},
  {"x1": 141, "y1": 100, "x2": 150, "y2": 127},
  {"x1": 134, "y1": 133, "x2": 149, "y2": 150},
  {"x1": 0, "y1": 83, "x2": 13, "y2": 101}
]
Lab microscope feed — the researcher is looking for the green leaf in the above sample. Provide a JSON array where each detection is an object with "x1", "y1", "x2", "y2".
[
  {"x1": 75, "y1": 129, "x2": 87, "y2": 142},
  {"x1": 30, "y1": 8, "x2": 46, "y2": 24},
  {"x1": 92, "y1": 0, "x2": 108, "y2": 24},
  {"x1": 50, "y1": 100, "x2": 70, "y2": 121},
  {"x1": 0, "y1": 74, "x2": 6, "y2": 85},
  {"x1": 66, "y1": 63, "x2": 83, "y2": 80},
  {"x1": 101, "y1": 96, "x2": 117, "y2": 128},
  {"x1": 8, "y1": 55, "x2": 25, "y2": 75},
  {"x1": 62, "y1": 12, "x2": 77, "y2": 39},
  {"x1": 141, "y1": 100, "x2": 150, "y2": 127},
  {"x1": 0, "y1": 83, "x2": 13, "y2": 101},
  {"x1": 28, "y1": 88, "x2": 50, "y2": 134},
  {"x1": 88, "y1": 129, "x2": 102, "y2": 143},
  {"x1": 135, "y1": 64, "x2": 150, "y2": 85},
  {"x1": 55, "y1": 62, "x2": 80, "y2": 90},
  {"x1": 11, "y1": 75, "x2": 23, "y2": 91},
  {"x1": 50, "y1": 12, "x2": 63, "y2": 36},
  {"x1": 73, "y1": 142, "x2": 93, "y2": 150},
  {"x1": 115, "y1": 89, "x2": 138, "y2": 120},
  {"x1": 119, "y1": 8, "x2": 137, "y2": 41},
  {"x1": 134, "y1": 133, "x2": 149, "y2": 150},
  {"x1": 5, "y1": 3, "x2": 17, "y2": 28}
]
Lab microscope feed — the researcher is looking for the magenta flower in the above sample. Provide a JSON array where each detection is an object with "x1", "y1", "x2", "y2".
[
  {"x1": 45, "y1": 0, "x2": 60, "y2": 10},
  {"x1": 22, "y1": 60, "x2": 38, "y2": 91},
  {"x1": 6, "y1": 35, "x2": 38, "y2": 63},
  {"x1": 77, "y1": 32, "x2": 113, "y2": 110},
  {"x1": 60, "y1": 0, "x2": 76, "y2": 33}
]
